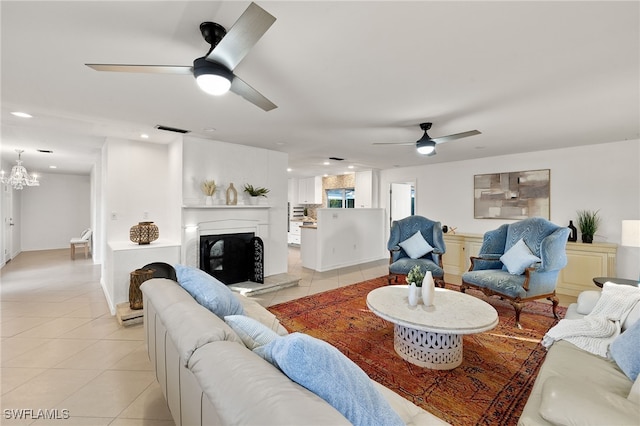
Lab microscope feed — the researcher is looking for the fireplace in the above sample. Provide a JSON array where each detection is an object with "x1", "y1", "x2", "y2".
[{"x1": 199, "y1": 233, "x2": 264, "y2": 285}]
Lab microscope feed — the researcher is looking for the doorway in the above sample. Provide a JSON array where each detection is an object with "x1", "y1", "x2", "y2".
[{"x1": 390, "y1": 182, "x2": 415, "y2": 226}]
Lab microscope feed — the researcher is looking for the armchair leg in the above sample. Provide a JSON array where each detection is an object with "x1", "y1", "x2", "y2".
[
  {"x1": 510, "y1": 300, "x2": 525, "y2": 329},
  {"x1": 460, "y1": 282, "x2": 469, "y2": 293},
  {"x1": 548, "y1": 295, "x2": 559, "y2": 319},
  {"x1": 435, "y1": 278, "x2": 446, "y2": 288}
]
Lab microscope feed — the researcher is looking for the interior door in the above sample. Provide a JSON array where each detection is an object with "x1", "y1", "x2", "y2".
[
  {"x1": 2, "y1": 183, "x2": 13, "y2": 263},
  {"x1": 390, "y1": 182, "x2": 414, "y2": 225}
]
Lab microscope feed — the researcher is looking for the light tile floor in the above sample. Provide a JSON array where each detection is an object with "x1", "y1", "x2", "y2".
[
  {"x1": 1, "y1": 247, "x2": 575, "y2": 425},
  {"x1": 0, "y1": 247, "x2": 389, "y2": 425}
]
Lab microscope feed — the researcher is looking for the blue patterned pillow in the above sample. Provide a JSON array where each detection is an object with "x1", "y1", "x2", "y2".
[
  {"x1": 256, "y1": 333, "x2": 404, "y2": 426},
  {"x1": 174, "y1": 264, "x2": 244, "y2": 318},
  {"x1": 610, "y1": 316, "x2": 640, "y2": 381}
]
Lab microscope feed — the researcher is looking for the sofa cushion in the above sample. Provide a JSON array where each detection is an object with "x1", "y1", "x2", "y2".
[
  {"x1": 174, "y1": 264, "x2": 244, "y2": 318},
  {"x1": 499, "y1": 238, "x2": 540, "y2": 275},
  {"x1": 224, "y1": 315, "x2": 280, "y2": 350},
  {"x1": 256, "y1": 332, "x2": 404, "y2": 426},
  {"x1": 610, "y1": 317, "x2": 640, "y2": 381},
  {"x1": 539, "y1": 376, "x2": 640, "y2": 425},
  {"x1": 189, "y1": 341, "x2": 352, "y2": 425},
  {"x1": 575, "y1": 290, "x2": 602, "y2": 315},
  {"x1": 399, "y1": 230, "x2": 433, "y2": 259},
  {"x1": 234, "y1": 293, "x2": 288, "y2": 335},
  {"x1": 518, "y1": 340, "x2": 634, "y2": 425}
]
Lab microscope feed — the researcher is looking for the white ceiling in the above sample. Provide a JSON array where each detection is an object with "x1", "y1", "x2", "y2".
[{"x1": 2, "y1": 1, "x2": 638, "y2": 178}]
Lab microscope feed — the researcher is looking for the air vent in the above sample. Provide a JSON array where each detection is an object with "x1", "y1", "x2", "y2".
[
  {"x1": 37, "y1": 149, "x2": 53, "y2": 154},
  {"x1": 155, "y1": 125, "x2": 190, "y2": 134},
  {"x1": 329, "y1": 157, "x2": 344, "y2": 161}
]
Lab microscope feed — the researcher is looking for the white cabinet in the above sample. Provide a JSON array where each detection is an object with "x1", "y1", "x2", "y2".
[
  {"x1": 288, "y1": 221, "x2": 301, "y2": 245},
  {"x1": 559, "y1": 241, "x2": 617, "y2": 296},
  {"x1": 298, "y1": 177, "x2": 322, "y2": 204},
  {"x1": 442, "y1": 234, "x2": 483, "y2": 285},
  {"x1": 355, "y1": 171, "x2": 373, "y2": 208}
]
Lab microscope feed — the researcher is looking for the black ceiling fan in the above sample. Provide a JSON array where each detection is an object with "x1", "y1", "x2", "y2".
[
  {"x1": 85, "y1": 2, "x2": 277, "y2": 111},
  {"x1": 374, "y1": 122, "x2": 481, "y2": 156}
]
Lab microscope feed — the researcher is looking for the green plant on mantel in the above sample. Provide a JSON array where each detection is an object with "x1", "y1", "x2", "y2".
[
  {"x1": 201, "y1": 179, "x2": 217, "y2": 196},
  {"x1": 576, "y1": 209, "x2": 601, "y2": 243},
  {"x1": 406, "y1": 265, "x2": 425, "y2": 287},
  {"x1": 243, "y1": 183, "x2": 270, "y2": 197}
]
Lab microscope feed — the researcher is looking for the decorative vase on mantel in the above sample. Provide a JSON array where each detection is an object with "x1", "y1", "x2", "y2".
[
  {"x1": 226, "y1": 183, "x2": 238, "y2": 205},
  {"x1": 422, "y1": 271, "x2": 435, "y2": 307},
  {"x1": 129, "y1": 221, "x2": 159, "y2": 245},
  {"x1": 205, "y1": 195, "x2": 214, "y2": 206}
]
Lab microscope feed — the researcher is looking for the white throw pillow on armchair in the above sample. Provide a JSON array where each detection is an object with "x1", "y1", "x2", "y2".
[{"x1": 398, "y1": 231, "x2": 434, "y2": 259}]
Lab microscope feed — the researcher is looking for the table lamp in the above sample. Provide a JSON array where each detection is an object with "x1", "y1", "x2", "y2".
[{"x1": 621, "y1": 220, "x2": 640, "y2": 284}]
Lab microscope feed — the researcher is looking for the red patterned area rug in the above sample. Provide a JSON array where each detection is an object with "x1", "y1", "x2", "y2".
[{"x1": 268, "y1": 277, "x2": 566, "y2": 426}]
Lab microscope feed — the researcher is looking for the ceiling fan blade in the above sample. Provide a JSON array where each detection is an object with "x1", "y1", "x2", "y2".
[
  {"x1": 432, "y1": 130, "x2": 481, "y2": 144},
  {"x1": 372, "y1": 142, "x2": 416, "y2": 146},
  {"x1": 86, "y1": 64, "x2": 193, "y2": 75},
  {"x1": 230, "y1": 75, "x2": 277, "y2": 111},
  {"x1": 206, "y1": 2, "x2": 276, "y2": 71}
]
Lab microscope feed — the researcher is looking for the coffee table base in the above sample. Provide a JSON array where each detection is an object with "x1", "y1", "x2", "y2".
[{"x1": 393, "y1": 324, "x2": 463, "y2": 370}]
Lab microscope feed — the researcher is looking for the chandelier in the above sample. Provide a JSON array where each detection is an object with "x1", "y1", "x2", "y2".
[{"x1": 1, "y1": 149, "x2": 40, "y2": 190}]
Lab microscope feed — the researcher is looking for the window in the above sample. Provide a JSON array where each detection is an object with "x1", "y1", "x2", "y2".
[{"x1": 327, "y1": 188, "x2": 355, "y2": 208}]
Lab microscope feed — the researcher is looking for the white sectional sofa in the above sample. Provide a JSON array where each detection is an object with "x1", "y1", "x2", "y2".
[
  {"x1": 141, "y1": 276, "x2": 448, "y2": 426},
  {"x1": 519, "y1": 287, "x2": 640, "y2": 425}
]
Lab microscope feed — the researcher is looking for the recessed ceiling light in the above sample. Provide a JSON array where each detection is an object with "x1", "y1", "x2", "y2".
[
  {"x1": 287, "y1": 168, "x2": 292, "y2": 172},
  {"x1": 323, "y1": 161, "x2": 330, "y2": 165},
  {"x1": 49, "y1": 165, "x2": 57, "y2": 169},
  {"x1": 140, "y1": 133, "x2": 149, "y2": 139},
  {"x1": 204, "y1": 127, "x2": 216, "y2": 132},
  {"x1": 11, "y1": 111, "x2": 32, "y2": 118},
  {"x1": 348, "y1": 165, "x2": 354, "y2": 169}
]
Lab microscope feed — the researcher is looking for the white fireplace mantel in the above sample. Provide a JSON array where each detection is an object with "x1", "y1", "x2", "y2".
[{"x1": 182, "y1": 206, "x2": 270, "y2": 270}]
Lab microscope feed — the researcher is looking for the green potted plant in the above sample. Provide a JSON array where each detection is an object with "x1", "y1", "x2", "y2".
[
  {"x1": 406, "y1": 265, "x2": 425, "y2": 287},
  {"x1": 576, "y1": 209, "x2": 600, "y2": 243},
  {"x1": 243, "y1": 183, "x2": 270, "y2": 204}
]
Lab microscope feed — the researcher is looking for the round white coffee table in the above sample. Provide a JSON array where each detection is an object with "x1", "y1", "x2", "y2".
[{"x1": 366, "y1": 286, "x2": 498, "y2": 370}]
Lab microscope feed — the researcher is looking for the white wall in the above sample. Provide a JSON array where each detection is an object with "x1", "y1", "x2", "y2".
[
  {"x1": 20, "y1": 173, "x2": 90, "y2": 251},
  {"x1": 380, "y1": 139, "x2": 640, "y2": 280},
  {"x1": 103, "y1": 137, "x2": 182, "y2": 244},
  {"x1": 182, "y1": 136, "x2": 289, "y2": 276}
]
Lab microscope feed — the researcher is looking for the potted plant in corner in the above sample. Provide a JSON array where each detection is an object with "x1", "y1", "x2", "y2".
[
  {"x1": 201, "y1": 179, "x2": 217, "y2": 205},
  {"x1": 576, "y1": 209, "x2": 600, "y2": 243},
  {"x1": 243, "y1": 183, "x2": 270, "y2": 205}
]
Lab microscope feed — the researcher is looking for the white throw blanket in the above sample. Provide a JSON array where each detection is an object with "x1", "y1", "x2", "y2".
[{"x1": 542, "y1": 282, "x2": 640, "y2": 357}]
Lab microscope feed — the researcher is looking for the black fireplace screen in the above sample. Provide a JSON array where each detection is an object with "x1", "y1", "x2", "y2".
[{"x1": 199, "y1": 233, "x2": 264, "y2": 285}]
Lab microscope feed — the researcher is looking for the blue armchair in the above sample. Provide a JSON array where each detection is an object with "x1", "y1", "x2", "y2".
[
  {"x1": 461, "y1": 217, "x2": 570, "y2": 328},
  {"x1": 387, "y1": 216, "x2": 446, "y2": 287}
]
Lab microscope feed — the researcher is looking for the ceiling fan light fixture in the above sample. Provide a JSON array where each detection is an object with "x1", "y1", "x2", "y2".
[
  {"x1": 416, "y1": 139, "x2": 436, "y2": 155},
  {"x1": 193, "y1": 57, "x2": 233, "y2": 96}
]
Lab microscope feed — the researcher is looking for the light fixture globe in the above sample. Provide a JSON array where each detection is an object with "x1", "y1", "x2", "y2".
[
  {"x1": 193, "y1": 57, "x2": 233, "y2": 96},
  {"x1": 416, "y1": 137, "x2": 436, "y2": 155}
]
